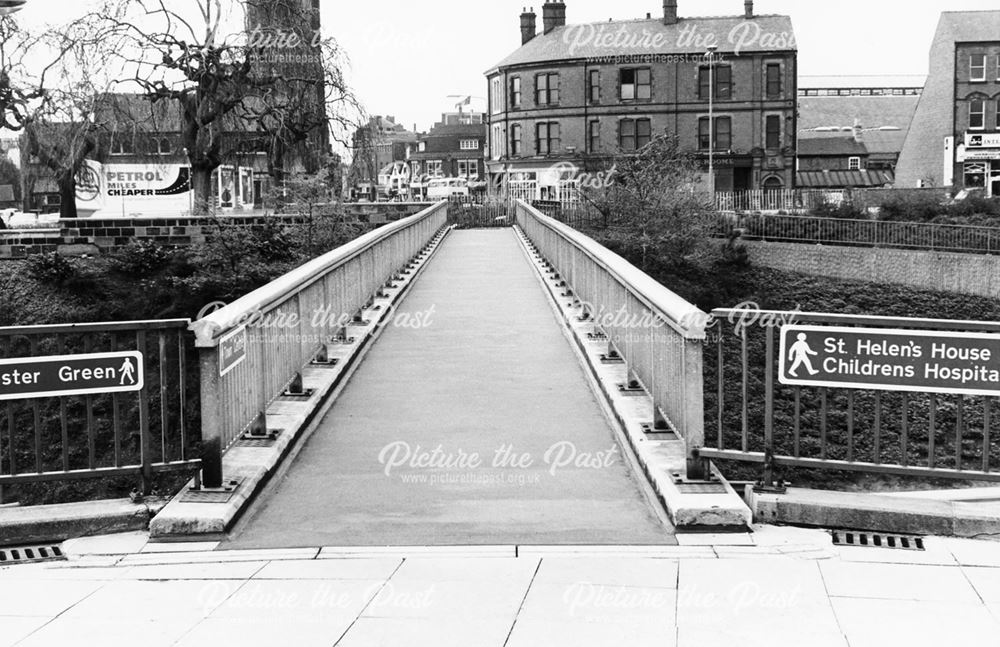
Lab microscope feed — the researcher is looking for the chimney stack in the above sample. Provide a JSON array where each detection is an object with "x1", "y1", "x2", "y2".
[
  {"x1": 520, "y1": 7, "x2": 537, "y2": 45},
  {"x1": 663, "y1": 0, "x2": 678, "y2": 25},
  {"x1": 744, "y1": 0, "x2": 754, "y2": 19},
  {"x1": 542, "y1": 1, "x2": 566, "y2": 35}
]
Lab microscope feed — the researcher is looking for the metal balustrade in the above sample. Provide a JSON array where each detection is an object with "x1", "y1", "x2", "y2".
[
  {"x1": 719, "y1": 212, "x2": 1000, "y2": 254},
  {"x1": 189, "y1": 201, "x2": 449, "y2": 487},
  {"x1": 515, "y1": 201, "x2": 710, "y2": 478},
  {"x1": 0, "y1": 320, "x2": 199, "y2": 499}
]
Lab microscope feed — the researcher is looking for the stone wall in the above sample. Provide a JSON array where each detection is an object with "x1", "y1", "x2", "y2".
[{"x1": 744, "y1": 240, "x2": 1000, "y2": 299}]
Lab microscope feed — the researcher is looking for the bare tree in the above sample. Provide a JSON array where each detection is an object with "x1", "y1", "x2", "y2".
[
  {"x1": 579, "y1": 133, "x2": 713, "y2": 271},
  {"x1": 97, "y1": 0, "x2": 360, "y2": 214}
]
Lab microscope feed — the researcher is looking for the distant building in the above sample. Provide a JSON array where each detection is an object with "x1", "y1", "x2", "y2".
[
  {"x1": 408, "y1": 117, "x2": 487, "y2": 198},
  {"x1": 797, "y1": 75, "x2": 921, "y2": 189},
  {"x1": 347, "y1": 116, "x2": 418, "y2": 200},
  {"x1": 895, "y1": 11, "x2": 1000, "y2": 194},
  {"x1": 485, "y1": 0, "x2": 799, "y2": 200}
]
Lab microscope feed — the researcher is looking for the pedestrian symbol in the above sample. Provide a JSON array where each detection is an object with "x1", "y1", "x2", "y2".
[
  {"x1": 787, "y1": 333, "x2": 819, "y2": 377},
  {"x1": 119, "y1": 357, "x2": 136, "y2": 385}
]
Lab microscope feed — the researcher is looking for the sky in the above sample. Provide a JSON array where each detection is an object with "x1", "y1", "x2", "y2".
[
  {"x1": 325, "y1": 0, "x2": 1000, "y2": 132},
  {"x1": 6, "y1": 0, "x2": 1000, "y2": 136}
]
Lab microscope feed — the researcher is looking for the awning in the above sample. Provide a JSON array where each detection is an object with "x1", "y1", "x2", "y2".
[{"x1": 796, "y1": 170, "x2": 894, "y2": 188}]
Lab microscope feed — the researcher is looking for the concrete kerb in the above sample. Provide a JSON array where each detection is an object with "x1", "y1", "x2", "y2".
[
  {"x1": 511, "y1": 225, "x2": 752, "y2": 530},
  {"x1": 149, "y1": 226, "x2": 455, "y2": 539},
  {"x1": 0, "y1": 498, "x2": 168, "y2": 547}
]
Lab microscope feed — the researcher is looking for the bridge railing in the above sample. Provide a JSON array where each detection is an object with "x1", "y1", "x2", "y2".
[
  {"x1": 0, "y1": 319, "x2": 199, "y2": 500},
  {"x1": 190, "y1": 201, "x2": 449, "y2": 487},
  {"x1": 718, "y1": 212, "x2": 1000, "y2": 255},
  {"x1": 515, "y1": 201, "x2": 710, "y2": 478}
]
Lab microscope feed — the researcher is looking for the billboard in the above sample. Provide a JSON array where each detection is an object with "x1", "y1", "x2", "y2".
[{"x1": 76, "y1": 161, "x2": 192, "y2": 216}]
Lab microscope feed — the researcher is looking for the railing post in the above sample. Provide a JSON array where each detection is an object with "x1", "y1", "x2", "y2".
[
  {"x1": 198, "y1": 345, "x2": 224, "y2": 488},
  {"x1": 683, "y1": 335, "x2": 708, "y2": 480}
]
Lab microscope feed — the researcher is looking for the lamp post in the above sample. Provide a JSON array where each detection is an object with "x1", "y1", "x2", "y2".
[
  {"x1": 0, "y1": 0, "x2": 27, "y2": 16},
  {"x1": 706, "y1": 45, "x2": 717, "y2": 195}
]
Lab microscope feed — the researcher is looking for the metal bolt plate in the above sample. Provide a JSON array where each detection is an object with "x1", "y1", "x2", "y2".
[
  {"x1": 180, "y1": 478, "x2": 245, "y2": 504},
  {"x1": 674, "y1": 482, "x2": 729, "y2": 494}
]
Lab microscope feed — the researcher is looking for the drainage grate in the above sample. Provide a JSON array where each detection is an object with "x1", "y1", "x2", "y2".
[
  {"x1": 831, "y1": 531, "x2": 925, "y2": 551},
  {"x1": 0, "y1": 544, "x2": 65, "y2": 565},
  {"x1": 675, "y1": 482, "x2": 729, "y2": 494}
]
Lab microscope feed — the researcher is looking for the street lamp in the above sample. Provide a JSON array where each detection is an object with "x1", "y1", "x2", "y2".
[
  {"x1": 0, "y1": 0, "x2": 27, "y2": 16},
  {"x1": 706, "y1": 45, "x2": 717, "y2": 195}
]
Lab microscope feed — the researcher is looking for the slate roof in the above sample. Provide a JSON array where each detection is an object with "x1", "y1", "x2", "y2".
[
  {"x1": 489, "y1": 14, "x2": 796, "y2": 71},
  {"x1": 797, "y1": 170, "x2": 895, "y2": 188},
  {"x1": 798, "y1": 136, "x2": 868, "y2": 157},
  {"x1": 798, "y1": 95, "x2": 919, "y2": 155}
]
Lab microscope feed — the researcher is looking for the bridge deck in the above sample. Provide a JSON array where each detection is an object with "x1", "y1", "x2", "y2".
[{"x1": 225, "y1": 229, "x2": 673, "y2": 547}]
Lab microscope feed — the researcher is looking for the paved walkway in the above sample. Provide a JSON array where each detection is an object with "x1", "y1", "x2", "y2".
[
  {"x1": 225, "y1": 229, "x2": 670, "y2": 548},
  {"x1": 2, "y1": 528, "x2": 999, "y2": 647}
]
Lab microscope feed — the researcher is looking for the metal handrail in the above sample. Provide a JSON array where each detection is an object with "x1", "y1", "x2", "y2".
[
  {"x1": 191, "y1": 201, "x2": 449, "y2": 347},
  {"x1": 518, "y1": 201, "x2": 706, "y2": 339}
]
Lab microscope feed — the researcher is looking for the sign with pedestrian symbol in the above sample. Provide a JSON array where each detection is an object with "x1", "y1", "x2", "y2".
[
  {"x1": 779, "y1": 325, "x2": 1000, "y2": 396},
  {"x1": 0, "y1": 351, "x2": 144, "y2": 401}
]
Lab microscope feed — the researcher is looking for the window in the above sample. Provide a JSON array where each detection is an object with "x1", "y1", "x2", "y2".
[
  {"x1": 970, "y1": 99, "x2": 986, "y2": 130},
  {"x1": 699, "y1": 65, "x2": 732, "y2": 100},
  {"x1": 620, "y1": 68, "x2": 651, "y2": 101},
  {"x1": 510, "y1": 77, "x2": 521, "y2": 108},
  {"x1": 970, "y1": 53, "x2": 987, "y2": 82},
  {"x1": 765, "y1": 63, "x2": 782, "y2": 98},
  {"x1": 155, "y1": 137, "x2": 172, "y2": 155},
  {"x1": 536, "y1": 121, "x2": 561, "y2": 154},
  {"x1": 848, "y1": 156, "x2": 862, "y2": 170},
  {"x1": 460, "y1": 139, "x2": 480, "y2": 150},
  {"x1": 997, "y1": 99, "x2": 1000, "y2": 129},
  {"x1": 619, "y1": 118, "x2": 651, "y2": 151},
  {"x1": 491, "y1": 124, "x2": 503, "y2": 160},
  {"x1": 536, "y1": 73, "x2": 559, "y2": 105},
  {"x1": 766, "y1": 115, "x2": 782, "y2": 149},
  {"x1": 510, "y1": 124, "x2": 522, "y2": 156},
  {"x1": 426, "y1": 160, "x2": 443, "y2": 177},
  {"x1": 490, "y1": 77, "x2": 503, "y2": 114},
  {"x1": 411, "y1": 161, "x2": 420, "y2": 177},
  {"x1": 110, "y1": 136, "x2": 134, "y2": 156},
  {"x1": 418, "y1": 141, "x2": 426, "y2": 152},
  {"x1": 458, "y1": 160, "x2": 479, "y2": 178},
  {"x1": 698, "y1": 117, "x2": 731, "y2": 150},
  {"x1": 589, "y1": 120, "x2": 601, "y2": 153},
  {"x1": 589, "y1": 69, "x2": 600, "y2": 103},
  {"x1": 965, "y1": 162, "x2": 988, "y2": 188}
]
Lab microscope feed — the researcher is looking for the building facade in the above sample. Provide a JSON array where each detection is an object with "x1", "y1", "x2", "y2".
[
  {"x1": 896, "y1": 11, "x2": 1000, "y2": 195},
  {"x1": 408, "y1": 119, "x2": 487, "y2": 185},
  {"x1": 484, "y1": 0, "x2": 798, "y2": 200}
]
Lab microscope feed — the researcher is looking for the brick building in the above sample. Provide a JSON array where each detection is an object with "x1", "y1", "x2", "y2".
[
  {"x1": 895, "y1": 11, "x2": 1000, "y2": 195},
  {"x1": 484, "y1": 0, "x2": 798, "y2": 200},
  {"x1": 408, "y1": 119, "x2": 487, "y2": 184}
]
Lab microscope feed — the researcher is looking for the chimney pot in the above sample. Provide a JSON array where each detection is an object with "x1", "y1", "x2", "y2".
[
  {"x1": 520, "y1": 6, "x2": 537, "y2": 45},
  {"x1": 542, "y1": 0, "x2": 567, "y2": 35},
  {"x1": 663, "y1": 0, "x2": 678, "y2": 25},
  {"x1": 744, "y1": 0, "x2": 754, "y2": 19}
]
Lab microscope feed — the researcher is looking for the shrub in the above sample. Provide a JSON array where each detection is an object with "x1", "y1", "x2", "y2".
[
  {"x1": 111, "y1": 240, "x2": 175, "y2": 276},
  {"x1": 25, "y1": 252, "x2": 77, "y2": 285},
  {"x1": 877, "y1": 193, "x2": 947, "y2": 222}
]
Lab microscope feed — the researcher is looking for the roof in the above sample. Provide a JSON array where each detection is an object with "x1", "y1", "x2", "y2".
[
  {"x1": 425, "y1": 124, "x2": 486, "y2": 138},
  {"x1": 489, "y1": 14, "x2": 796, "y2": 71},
  {"x1": 798, "y1": 95, "x2": 919, "y2": 154},
  {"x1": 797, "y1": 136, "x2": 867, "y2": 157},
  {"x1": 797, "y1": 170, "x2": 895, "y2": 188},
  {"x1": 798, "y1": 75, "x2": 926, "y2": 90}
]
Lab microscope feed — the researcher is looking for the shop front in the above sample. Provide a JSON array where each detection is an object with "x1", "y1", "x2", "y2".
[{"x1": 958, "y1": 133, "x2": 1000, "y2": 197}]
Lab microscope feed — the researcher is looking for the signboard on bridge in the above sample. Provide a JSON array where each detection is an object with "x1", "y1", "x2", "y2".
[
  {"x1": 0, "y1": 351, "x2": 144, "y2": 401},
  {"x1": 218, "y1": 326, "x2": 248, "y2": 377},
  {"x1": 779, "y1": 325, "x2": 1000, "y2": 397}
]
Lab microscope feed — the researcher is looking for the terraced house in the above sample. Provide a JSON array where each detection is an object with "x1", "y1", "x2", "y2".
[{"x1": 484, "y1": 0, "x2": 798, "y2": 201}]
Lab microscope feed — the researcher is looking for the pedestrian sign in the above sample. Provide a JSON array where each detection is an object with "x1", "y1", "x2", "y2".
[
  {"x1": 779, "y1": 325, "x2": 1000, "y2": 396},
  {"x1": 0, "y1": 351, "x2": 144, "y2": 401}
]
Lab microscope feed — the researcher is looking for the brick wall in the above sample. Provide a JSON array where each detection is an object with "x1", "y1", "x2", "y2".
[
  {"x1": 1, "y1": 205, "x2": 435, "y2": 259},
  {"x1": 745, "y1": 240, "x2": 1000, "y2": 298}
]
